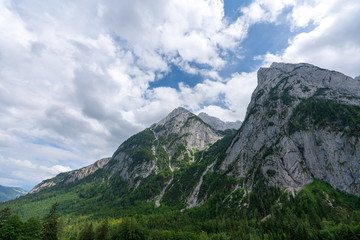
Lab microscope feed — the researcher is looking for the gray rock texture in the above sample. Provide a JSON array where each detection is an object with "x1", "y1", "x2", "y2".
[
  {"x1": 29, "y1": 158, "x2": 111, "y2": 194},
  {"x1": 198, "y1": 112, "x2": 242, "y2": 131},
  {"x1": 221, "y1": 62, "x2": 360, "y2": 196},
  {"x1": 108, "y1": 107, "x2": 222, "y2": 184}
]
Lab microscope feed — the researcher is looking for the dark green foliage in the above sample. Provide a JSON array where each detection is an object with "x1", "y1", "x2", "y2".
[
  {"x1": 109, "y1": 218, "x2": 145, "y2": 240},
  {"x1": 0, "y1": 207, "x2": 11, "y2": 228},
  {"x1": 77, "y1": 222, "x2": 94, "y2": 240},
  {"x1": 289, "y1": 98, "x2": 360, "y2": 136},
  {"x1": 0, "y1": 213, "x2": 22, "y2": 240},
  {"x1": 23, "y1": 217, "x2": 42, "y2": 240},
  {"x1": 215, "y1": 128, "x2": 237, "y2": 136},
  {"x1": 112, "y1": 128, "x2": 155, "y2": 159},
  {"x1": 130, "y1": 171, "x2": 171, "y2": 201},
  {"x1": 94, "y1": 219, "x2": 108, "y2": 240},
  {"x1": 266, "y1": 169, "x2": 276, "y2": 177},
  {"x1": 42, "y1": 202, "x2": 59, "y2": 240},
  {"x1": 0, "y1": 207, "x2": 42, "y2": 240}
]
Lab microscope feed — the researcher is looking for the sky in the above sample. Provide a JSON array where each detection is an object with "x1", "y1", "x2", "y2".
[{"x1": 0, "y1": 0, "x2": 359, "y2": 191}]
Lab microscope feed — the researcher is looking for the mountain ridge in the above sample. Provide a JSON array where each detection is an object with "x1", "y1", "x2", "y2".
[
  {"x1": 198, "y1": 112, "x2": 242, "y2": 131},
  {"x1": 29, "y1": 107, "x2": 223, "y2": 194},
  {"x1": 0, "y1": 185, "x2": 27, "y2": 202}
]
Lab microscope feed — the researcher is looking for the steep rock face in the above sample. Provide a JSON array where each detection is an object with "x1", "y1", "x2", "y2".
[
  {"x1": 107, "y1": 107, "x2": 222, "y2": 183},
  {"x1": 221, "y1": 62, "x2": 360, "y2": 196},
  {"x1": 198, "y1": 112, "x2": 242, "y2": 131},
  {"x1": 29, "y1": 158, "x2": 111, "y2": 194}
]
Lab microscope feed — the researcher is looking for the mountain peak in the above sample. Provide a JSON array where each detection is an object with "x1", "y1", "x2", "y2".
[
  {"x1": 257, "y1": 62, "x2": 359, "y2": 97},
  {"x1": 198, "y1": 112, "x2": 242, "y2": 131},
  {"x1": 223, "y1": 62, "x2": 360, "y2": 197},
  {"x1": 156, "y1": 107, "x2": 192, "y2": 126}
]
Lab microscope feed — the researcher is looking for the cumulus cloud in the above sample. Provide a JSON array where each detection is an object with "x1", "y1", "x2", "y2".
[
  {"x1": 0, "y1": 156, "x2": 71, "y2": 190},
  {"x1": 0, "y1": 0, "x2": 359, "y2": 190},
  {"x1": 258, "y1": 0, "x2": 360, "y2": 77}
]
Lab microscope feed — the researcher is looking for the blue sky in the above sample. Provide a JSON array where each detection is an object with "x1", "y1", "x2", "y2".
[{"x1": 0, "y1": 0, "x2": 359, "y2": 190}]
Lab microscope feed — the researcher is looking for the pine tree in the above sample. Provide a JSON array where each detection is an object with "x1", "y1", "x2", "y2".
[
  {"x1": 78, "y1": 222, "x2": 94, "y2": 240},
  {"x1": 0, "y1": 207, "x2": 11, "y2": 228},
  {"x1": 94, "y1": 219, "x2": 108, "y2": 240},
  {"x1": 42, "y1": 202, "x2": 59, "y2": 240}
]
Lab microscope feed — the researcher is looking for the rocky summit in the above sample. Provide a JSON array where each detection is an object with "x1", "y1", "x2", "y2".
[
  {"x1": 221, "y1": 62, "x2": 360, "y2": 196},
  {"x1": 105, "y1": 106, "x2": 222, "y2": 186}
]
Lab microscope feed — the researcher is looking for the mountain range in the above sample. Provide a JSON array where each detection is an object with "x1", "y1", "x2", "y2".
[
  {"x1": 0, "y1": 185, "x2": 27, "y2": 202},
  {"x1": 1, "y1": 62, "x2": 360, "y2": 239}
]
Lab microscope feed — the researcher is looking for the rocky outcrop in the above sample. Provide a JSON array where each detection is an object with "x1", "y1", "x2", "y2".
[
  {"x1": 198, "y1": 112, "x2": 242, "y2": 131},
  {"x1": 221, "y1": 62, "x2": 360, "y2": 196},
  {"x1": 29, "y1": 158, "x2": 111, "y2": 194},
  {"x1": 107, "y1": 107, "x2": 222, "y2": 183}
]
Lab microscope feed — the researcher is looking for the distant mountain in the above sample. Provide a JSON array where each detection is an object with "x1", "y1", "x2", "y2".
[
  {"x1": 0, "y1": 185, "x2": 27, "y2": 202},
  {"x1": 198, "y1": 112, "x2": 242, "y2": 131}
]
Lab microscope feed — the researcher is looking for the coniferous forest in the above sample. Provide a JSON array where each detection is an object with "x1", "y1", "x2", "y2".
[{"x1": 1, "y1": 179, "x2": 360, "y2": 240}]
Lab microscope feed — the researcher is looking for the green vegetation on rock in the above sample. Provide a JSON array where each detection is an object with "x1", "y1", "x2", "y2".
[{"x1": 289, "y1": 98, "x2": 360, "y2": 136}]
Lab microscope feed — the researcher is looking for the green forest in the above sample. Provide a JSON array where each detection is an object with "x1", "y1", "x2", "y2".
[{"x1": 1, "y1": 179, "x2": 360, "y2": 240}]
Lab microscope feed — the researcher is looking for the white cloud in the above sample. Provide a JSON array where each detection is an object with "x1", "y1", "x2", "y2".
[
  {"x1": 0, "y1": 155, "x2": 71, "y2": 190},
  {"x1": 259, "y1": 0, "x2": 360, "y2": 77},
  {"x1": 0, "y1": 0, "x2": 359, "y2": 190},
  {"x1": 40, "y1": 165, "x2": 72, "y2": 175}
]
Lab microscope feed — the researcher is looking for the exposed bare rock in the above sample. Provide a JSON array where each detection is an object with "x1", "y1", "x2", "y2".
[
  {"x1": 198, "y1": 112, "x2": 242, "y2": 131},
  {"x1": 29, "y1": 158, "x2": 111, "y2": 194},
  {"x1": 221, "y1": 62, "x2": 360, "y2": 196},
  {"x1": 108, "y1": 107, "x2": 222, "y2": 184}
]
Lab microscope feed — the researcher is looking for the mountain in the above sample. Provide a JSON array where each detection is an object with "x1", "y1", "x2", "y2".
[
  {"x1": 0, "y1": 185, "x2": 27, "y2": 202},
  {"x1": 30, "y1": 158, "x2": 111, "y2": 194},
  {"x1": 221, "y1": 62, "x2": 360, "y2": 196},
  {"x1": 30, "y1": 107, "x2": 222, "y2": 194},
  {"x1": 3, "y1": 107, "x2": 225, "y2": 218},
  {"x1": 1, "y1": 63, "x2": 360, "y2": 239},
  {"x1": 198, "y1": 112, "x2": 242, "y2": 131}
]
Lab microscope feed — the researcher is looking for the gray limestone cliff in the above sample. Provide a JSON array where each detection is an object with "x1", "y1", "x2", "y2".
[
  {"x1": 106, "y1": 107, "x2": 222, "y2": 184},
  {"x1": 221, "y1": 62, "x2": 360, "y2": 196},
  {"x1": 29, "y1": 158, "x2": 111, "y2": 194},
  {"x1": 198, "y1": 112, "x2": 242, "y2": 131}
]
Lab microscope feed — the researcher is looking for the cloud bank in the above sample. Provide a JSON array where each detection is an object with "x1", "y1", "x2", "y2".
[{"x1": 0, "y1": 0, "x2": 359, "y2": 190}]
